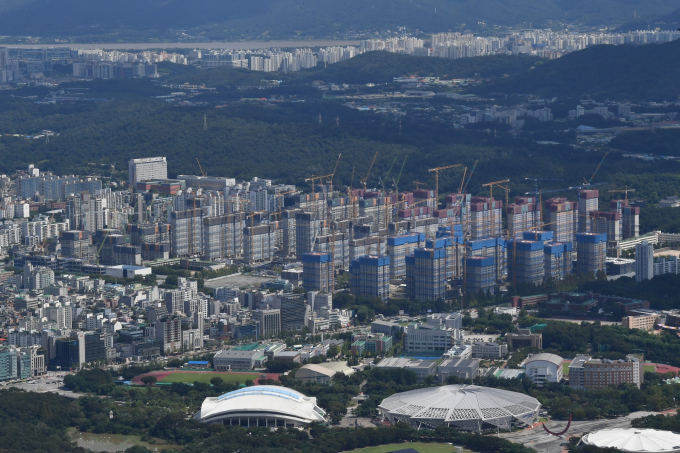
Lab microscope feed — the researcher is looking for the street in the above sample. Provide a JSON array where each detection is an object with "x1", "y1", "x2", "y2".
[{"x1": 499, "y1": 411, "x2": 657, "y2": 453}]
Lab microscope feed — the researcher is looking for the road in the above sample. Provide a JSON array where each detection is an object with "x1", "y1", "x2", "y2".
[
  {"x1": 500, "y1": 411, "x2": 656, "y2": 453},
  {"x1": 0, "y1": 373, "x2": 82, "y2": 399},
  {"x1": 2, "y1": 40, "x2": 361, "y2": 50}
]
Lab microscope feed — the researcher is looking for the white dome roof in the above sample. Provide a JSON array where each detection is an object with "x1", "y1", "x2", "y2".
[
  {"x1": 196, "y1": 386, "x2": 326, "y2": 424},
  {"x1": 583, "y1": 429, "x2": 680, "y2": 453},
  {"x1": 378, "y1": 385, "x2": 540, "y2": 430}
]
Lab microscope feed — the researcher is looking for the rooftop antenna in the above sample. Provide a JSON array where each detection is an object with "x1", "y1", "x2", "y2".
[{"x1": 203, "y1": 114, "x2": 207, "y2": 131}]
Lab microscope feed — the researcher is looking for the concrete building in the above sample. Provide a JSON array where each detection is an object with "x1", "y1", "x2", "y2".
[
  {"x1": 281, "y1": 293, "x2": 310, "y2": 331},
  {"x1": 252, "y1": 308, "x2": 281, "y2": 338},
  {"x1": 589, "y1": 211, "x2": 621, "y2": 257},
  {"x1": 404, "y1": 323, "x2": 462, "y2": 355},
  {"x1": 388, "y1": 233, "x2": 425, "y2": 279},
  {"x1": 576, "y1": 233, "x2": 607, "y2": 276},
  {"x1": 544, "y1": 242, "x2": 574, "y2": 281},
  {"x1": 610, "y1": 200, "x2": 640, "y2": 239},
  {"x1": 128, "y1": 157, "x2": 168, "y2": 187},
  {"x1": 469, "y1": 196, "x2": 502, "y2": 239},
  {"x1": 213, "y1": 349, "x2": 267, "y2": 371},
  {"x1": 466, "y1": 237, "x2": 507, "y2": 283},
  {"x1": 507, "y1": 197, "x2": 540, "y2": 239},
  {"x1": 635, "y1": 241, "x2": 654, "y2": 282},
  {"x1": 405, "y1": 248, "x2": 447, "y2": 301},
  {"x1": 545, "y1": 198, "x2": 578, "y2": 246},
  {"x1": 579, "y1": 190, "x2": 599, "y2": 233},
  {"x1": 155, "y1": 317, "x2": 182, "y2": 352},
  {"x1": 203, "y1": 214, "x2": 245, "y2": 260},
  {"x1": 427, "y1": 235, "x2": 464, "y2": 280},
  {"x1": 622, "y1": 313, "x2": 658, "y2": 330},
  {"x1": 524, "y1": 353, "x2": 564, "y2": 387},
  {"x1": 349, "y1": 255, "x2": 390, "y2": 300},
  {"x1": 169, "y1": 208, "x2": 206, "y2": 257},
  {"x1": 471, "y1": 342, "x2": 507, "y2": 359},
  {"x1": 60, "y1": 230, "x2": 90, "y2": 259},
  {"x1": 506, "y1": 330, "x2": 543, "y2": 349},
  {"x1": 569, "y1": 354, "x2": 643, "y2": 389},
  {"x1": 437, "y1": 358, "x2": 480, "y2": 382},
  {"x1": 375, "y1": 357, "x2": 437, "y2": 382},
  {"x1": 295, "y1": 364, "x2": 337, "y2": 384},
  {"x1": 302, "y1": 252, "x2": 334, "y2": 293},
  {"x1": 508, "y1": 239, "x2": 544, "y2": 285},
  {"x1": 465, "y1": 256, "x2": 495, "y2": 295}
]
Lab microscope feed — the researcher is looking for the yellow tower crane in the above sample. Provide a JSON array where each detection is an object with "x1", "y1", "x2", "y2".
[{"x1": 428, "y1": 164, "x2": 463, "y2": 204}]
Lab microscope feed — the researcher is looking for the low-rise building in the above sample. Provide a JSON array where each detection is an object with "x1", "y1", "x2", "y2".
[
  {"x1": 295, "y1": 364, "x2": 336, "y2": 384},
  {"x1": 470, "y1": 342, "x2": 507, "y2": 359},
  {"x1": 523, "y1": 353, "x2": 564, "y2": 387},
  {"x1": 213, "y1": 350, "x2": 267, "y2": 371},
  {"x1": 404, "y1": 323, "x2": 462, "y2": 355},
  {"x1": 437, "y1": 358, "x2": 480, "y2": 382},
  {"x1": 375, "y1": 357, "x2": 437, "y2": 382},
  {"x1": 622, "y1": 313, "x2": 659, "y2": 331},
  {"x1": 505, "y1": 329, "x2": 543, "y2": 349},
  {"x1": 569, "y1": 354, "x2": 643, "y2": 389}
]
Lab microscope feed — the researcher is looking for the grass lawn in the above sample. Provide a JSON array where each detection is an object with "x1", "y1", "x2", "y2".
[
  {"x1": 345, "y1": 442, "x2": 468, "y2": 453},
  {"x1": 644, "y1": 365, "x2": 656, "y2": 373},
  {"x1": 563, "y1": 363, "x2": 570, "y2": 374},
  {"x1": 158, "y1": 372, "x2": 261, "y2": 385}
]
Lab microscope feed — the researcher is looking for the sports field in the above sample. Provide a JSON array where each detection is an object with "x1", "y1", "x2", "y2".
[
  {"x1": 345, "y1": 442, "x2": 468, "y2": 453},
  {"x1": 131, "y1": 370, "x2": 279, "y2": 386},
  {"x1": 158, "y1": 371, "x2": 261, "y2": 385}
]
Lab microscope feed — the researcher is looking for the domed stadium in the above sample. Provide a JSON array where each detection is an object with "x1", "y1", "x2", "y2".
[
  {"x1": 378, "y1": 385, "x2": 540, "y2": 431},
  {"x1": 194, "y1": 385, "x2": 326, "y2": 428},
  {"x1": 581, "y1": 429, "x2": 680, "y2": 453}
]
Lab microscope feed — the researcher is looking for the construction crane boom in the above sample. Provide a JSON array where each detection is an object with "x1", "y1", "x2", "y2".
[
  {"x1": 585, "y1": 152, "x2": 609, "y2": 185},
  {"x1": 428, "y1": 163, "x2": 463, "y2": 204},
  {"x1": 361, "y1": 151, "x2": 379, "y2": 191},
  {"x1": 608, "y1": 185, "x2": 636, "y2": 202},
  {"x1": 196, "y1": 158, "x2": 206, "y2": 177},
  {"x1": 461, "y1": 160, "x2": 478, "y2": 194}
]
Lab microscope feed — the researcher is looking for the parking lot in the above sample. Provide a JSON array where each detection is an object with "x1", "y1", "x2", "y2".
[{"x1": 0, "y1": 373, "x2": 81, "y2": 398}]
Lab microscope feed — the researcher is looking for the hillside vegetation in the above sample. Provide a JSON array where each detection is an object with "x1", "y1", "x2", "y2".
[
  {"x1": 470, "y1": 39, "x2": 680, "y2": 101},
  {"x1": 162, "y1": 52, "x2": 543, "y2": 87}
]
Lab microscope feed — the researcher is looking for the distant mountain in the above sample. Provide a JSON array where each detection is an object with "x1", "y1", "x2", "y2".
[
  {"x1": 469, "y1": 38, "x2": 680, "y2": 101},
  {"x1": 0, "y1": 0, "x2": 677, "y2": 40},
  {"x1": 616, "y1": 6, "x2": 680, "y2": 32}
]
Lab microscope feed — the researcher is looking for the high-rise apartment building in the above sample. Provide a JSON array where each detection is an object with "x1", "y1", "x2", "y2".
[
  {"x1": 507, "y1": 197, "x2": 540, "y2": 239},
  {"x1": 60, "y1": 230, "x2": 90, "y2": 259},
  {"x1": 578, "y1": 190, "x2": 599, "y2": 233},
  {"x1": 544, "y1": 242, "x2": 573, "y2": 281},
  {"x1": 349, "y1": 255, "x2": 390, "y2": 300},
  {"x1": 635, "y1": 241, "x2": 654, "y2": 282},
  {"x1": 169, "y1": 208, "x2": 206, "y2": 257},
  {"x1": 155, "y1": 317, "x2": 182, "y2": 352},
  {"x1": 388, "y1": 233, "x2": 425, "y2": 280},
  {"x1": 508, "y1": 239, "x2": 544, "y2": 285},
  {"x1": 128, "y1": 157, "x2": 168, "y2": 187},
  {"x1": 465, "y1": 256, "x2": 495, "y2": 295},
  {"x1": 545, "y1": 198, "x2": 578, "y2": 246},
  {"x1": 466, "y1": 237, "x2": 507, "y2": 283},
  {"x1": 202, "y1": 214, "x2": 244, "y2": 259},
  {"x1": 405, "y1": 248, "x2": 447, "y2": 301},
  {"x1": 302, "y1": 252, "x2": 334, "y2": 293},
  {"x1": 589, "y1": 211, "x2": 621, "y2": 257},
  {"x1": 469, "y1": 197, "x2": 502, "y2": 239},
  {"x1": 576, "y1": 232, "x2": 607, "y2": 276}
]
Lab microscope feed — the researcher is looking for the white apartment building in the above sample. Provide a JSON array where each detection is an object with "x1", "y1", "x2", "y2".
[{"x1": 635, "y1": 241, "x2": 654, "y2": 282}]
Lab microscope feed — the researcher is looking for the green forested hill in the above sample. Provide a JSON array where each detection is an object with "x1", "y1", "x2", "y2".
[
  {"x1": 0, "y1": 81, "x2": 679, "y2": 204},
  {"x1": 161, "y1": 53, "x2": 543, "y2": 87},
  {"x1": 0, "y1": 0, "x2": 676, "y2": 41},
  {"x1": 470, "y1": 39, "x2": 680, "y2": 101}
]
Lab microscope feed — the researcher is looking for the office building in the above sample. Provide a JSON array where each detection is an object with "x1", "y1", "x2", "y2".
[
  {"x1": 404, "y1": 323, "x2": 462, "y2": 355},
  {"x1": 155, "y1": 317, "x2": 182, "y2": 352},
  {"x1": 281, "y1": 293, "x2": 310, "y2": 331},
  {"x1": 0, "y1": 347, "x2": 18, "y2": 381},
  {"x1": 576, "y1": 233, "x2": 607, "y2": 276},
  {"x1": 569, "y1": 354, "x2": 643, "y2": 389},
  {"x1": 253, "y1": 308, "x2": 281, "y2": 338},
  {"x1": 405, "y1": 248, "x2": 447, "y2": 301},
  {"x1": 128, "y1": 157, "x2": 168, "y2": 187},
  {"x1": 437, "y1": 358, "x2": 480, "y2": 382},
  {"x1": 302, "y1": 252, "x2": 334, "y2": 293},
  {"x1": 60, "y1": 230, "x2": 90, "y2": 259},
  {"x1": 635, "y1": 241, "x2": 654, "y2": 282},
  {"x1": 54, "y1": 338, "x2": 80, "y2": 371},
  {"x1": 349, "y1": 255, "x2": 390, "y2": 300},
  {"x1": 471, "y1": 342, "x2": 507, "y2": 359},
  {"x1": 465, "y1": 256, "x2": 495, "y2": 295}
]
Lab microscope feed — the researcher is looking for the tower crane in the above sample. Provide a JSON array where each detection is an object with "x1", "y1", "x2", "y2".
[
  {"x1": 608, "y1": 185, "x2": 635, "y2": 202},
  {"x1": 461, "y1": 160, "x2": 478, "y2": 194},
  {"x1": 481, "y1": 179, "x2": 509, "y2": 238},
  {"x1": 360, "y1": 151, "x2": 379, "y2": 191},
  {"x1": 428, "y1": 164, "x2": 462, "y2": 204},
  {"x1": 305, "y1": 174, "x2": 333, "y2": 194},
  {"x1": 413, "y1": 180, "x2": 427, "y2": 190},
  {"x1": 196, "y1": 158, "x2": 207, "y2": 177}
]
